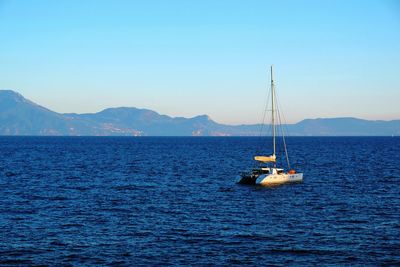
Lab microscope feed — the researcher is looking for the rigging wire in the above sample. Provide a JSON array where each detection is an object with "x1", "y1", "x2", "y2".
[
  {"x1": 254, "y1": 67, "x2": 293, "y2": 171},
  {"x1": 254, "y1": 72, "x2": 272, "y2": 168},
  {"x1": 258, "y1": 80, "x2": 271, "y2": 138},
  {"x1": 275, "y1": 88, "x2": 291, "y2": 170}
]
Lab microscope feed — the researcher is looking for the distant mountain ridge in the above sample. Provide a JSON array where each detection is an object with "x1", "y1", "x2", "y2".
[{"x1": 0, "y1": 90, "x2": 399, "y2": 136}]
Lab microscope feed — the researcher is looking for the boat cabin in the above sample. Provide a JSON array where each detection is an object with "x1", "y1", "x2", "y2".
[
  {"x1": 271, "y1": 168, "x2": 284, "y2": 174},
  {"x1": 258, "y1": 167, "x2": 284, "y2": 174}
]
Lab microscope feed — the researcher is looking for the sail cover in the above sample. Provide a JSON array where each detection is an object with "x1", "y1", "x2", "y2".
[{"x1": 254, "y1": 155, "x2": 276, "y2": 163}]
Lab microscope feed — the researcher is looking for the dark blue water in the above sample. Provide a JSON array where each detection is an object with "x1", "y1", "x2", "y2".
[{"x1": 0, "y1": 137, "x2": 399, "y2": 265}]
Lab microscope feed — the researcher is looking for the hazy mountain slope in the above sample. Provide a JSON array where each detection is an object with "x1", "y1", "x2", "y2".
[
  {"x1": 0, "y1": 90, "x2": 73, "y2": 135},
  {"x1": 0, "y1": 90, "x2": 128, "y2": 135},
  {"x1": 292, "y1": 117, "x2": 400, "y2": 136},
  {"x1": 1, "y1": 90, "x2": 399, "y2": 136}
]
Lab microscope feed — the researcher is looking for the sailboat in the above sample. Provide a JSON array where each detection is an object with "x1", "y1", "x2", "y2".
[{"x1": 236, "y1": 66, "x2": 303, "y2": 185}]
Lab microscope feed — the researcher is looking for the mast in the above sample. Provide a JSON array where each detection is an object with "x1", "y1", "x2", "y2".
[{"x1": 271, "y1": 65, "x2": 276, "y2": 157}]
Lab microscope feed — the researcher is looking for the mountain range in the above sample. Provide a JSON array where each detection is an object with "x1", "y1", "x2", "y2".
[{"x1": 0, "y1": 90, "x2": 399, "y2": 136}]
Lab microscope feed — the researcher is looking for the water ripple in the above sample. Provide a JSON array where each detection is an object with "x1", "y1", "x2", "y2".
[{"x1": 0, "y1": 136, "x2": 399, "y2": 265}]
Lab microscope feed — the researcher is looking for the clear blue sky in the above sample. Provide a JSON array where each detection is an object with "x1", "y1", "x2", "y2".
[{"x1": 0, "y1": 0, "x2": 399, "y2": 124}]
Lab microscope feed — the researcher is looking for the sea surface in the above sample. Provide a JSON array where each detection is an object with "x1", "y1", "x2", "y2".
[{"x1": 0, "y1": 136, "x2": 399, "y2": 266}]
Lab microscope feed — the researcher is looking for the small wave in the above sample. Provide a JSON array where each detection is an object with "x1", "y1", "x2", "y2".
[
  {"x1": 112, "y1": 185, "x2": 137, "y2": 191},
  {"x1": 4, "y1": 171, "x2": 18, "y2": 177},
  {"x1": 61, "y1": 223, "x2": 84, "y2": 228},
  {"x1": 50, "y1": 240, "x2": 67, "y2": 247},
  {"x1": 0, "y1": 259, "x2": 33, "y2": 265},
  {"x1": 266, "y1": 248, "x2": 346, "y2": 256}
]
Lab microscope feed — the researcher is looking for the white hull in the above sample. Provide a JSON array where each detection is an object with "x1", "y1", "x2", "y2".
[{"x1": 256, "y1": 172, "x2": 303, "y2": 185}]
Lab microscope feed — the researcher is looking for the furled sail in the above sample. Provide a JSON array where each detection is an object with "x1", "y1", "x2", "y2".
[{"x1": 254, "y1": 154, "x2": 276, "y2": 163}]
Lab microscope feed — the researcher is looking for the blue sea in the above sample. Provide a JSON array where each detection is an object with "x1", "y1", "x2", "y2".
[{"x1": 0, "y1": 137, "x2": 399, "y2": 265}]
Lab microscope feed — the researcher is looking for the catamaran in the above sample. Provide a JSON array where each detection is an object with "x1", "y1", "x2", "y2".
[{"x1": 236, "y1": 66, "x2": 303, "y2": 185}]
